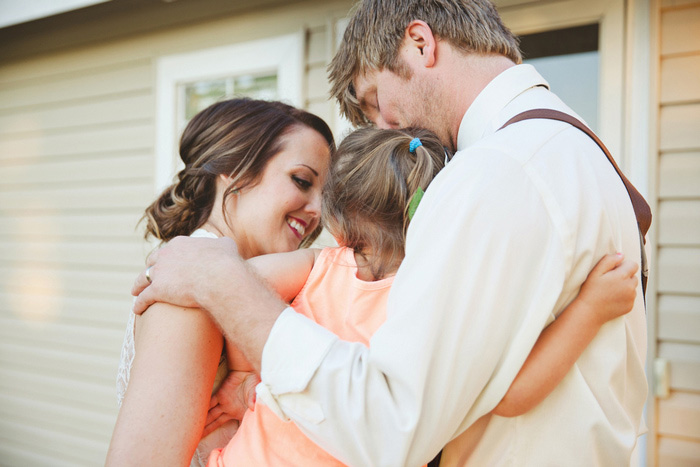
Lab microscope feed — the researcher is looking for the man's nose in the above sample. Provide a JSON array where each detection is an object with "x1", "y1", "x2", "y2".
[
  {"x1": 373, "y1": 112, "x2": 400, "y2": 130},
  {"x1": 375, "y1": 117, "x2": 392, "y2": 129}
]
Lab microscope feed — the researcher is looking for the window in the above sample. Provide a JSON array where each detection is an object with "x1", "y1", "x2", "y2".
[
  {"x1": 520, "y1": 24, "x2": 600, "y2": 132},
  {"x1": 155, "y1": 33, "x2": 303, "y2": 191}
]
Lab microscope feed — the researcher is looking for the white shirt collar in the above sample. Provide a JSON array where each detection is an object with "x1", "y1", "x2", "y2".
[{"x1": 456, "y1": 64, "x2": 549, "y2": 151}]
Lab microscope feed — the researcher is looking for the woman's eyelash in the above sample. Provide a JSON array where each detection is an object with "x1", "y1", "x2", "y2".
[{"x1": 293, "y1": 175, "x2": 312, "y2": 189}]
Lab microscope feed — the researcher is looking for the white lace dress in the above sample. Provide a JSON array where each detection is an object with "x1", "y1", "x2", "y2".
[{"x1": 116, "y1": 229, "x2": 228, "y2": 467}]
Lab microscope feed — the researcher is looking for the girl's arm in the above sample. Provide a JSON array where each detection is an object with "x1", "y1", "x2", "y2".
[
  {"x1": 225, "y1": 247, "x2": 318, "y2": 370},
  {"x1": 247, "y1": 248, "x2": 319, "y2": 303},
  {"x1": 201, "y1": 248, "x2": 320, "y2": 437},
  {"x1": 106, "y1": 303, "x2": 223, "y2": 466},
  {"x1": 492, "y1": 253, "x2": 639, "y2": 417}
]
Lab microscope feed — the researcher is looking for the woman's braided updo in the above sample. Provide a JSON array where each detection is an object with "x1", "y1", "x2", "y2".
[{"x1": 142, "y1": 98, "x2": 334, "y2": 246}]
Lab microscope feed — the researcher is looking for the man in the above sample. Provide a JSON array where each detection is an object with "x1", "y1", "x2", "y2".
[{"x1": 133, "y1": 0, "x2": 648, "y2": 464}]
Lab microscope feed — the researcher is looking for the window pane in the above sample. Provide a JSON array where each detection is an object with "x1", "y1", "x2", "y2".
[
  {"x1": 181, "y1": 73, "x2": 278, "y2": 125},
  {"x1": 234, "y1": 74, "x2": 278, "y2": 101},
  {"x1": 183, "y1": 79, "x2": 228, "y2": 121},
  {"x1": 520, "y1": 24, "x2": 599, "y2": 132}
]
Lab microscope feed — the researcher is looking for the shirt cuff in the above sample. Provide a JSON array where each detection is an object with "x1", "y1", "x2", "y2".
[{"x1": 260, "y1": 307, "x2": 337, "y2": 395}]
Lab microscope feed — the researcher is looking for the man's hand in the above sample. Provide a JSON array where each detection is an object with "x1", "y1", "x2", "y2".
[
  {"x1": 132, "y1": 234, "x2": 287, "y2": 372},
  {"x1": 203, "y1": 371, "x2": 260, "y2": 437},
  {"x1": 132, "y1": 236, "x2": 240, "y2": 315}
]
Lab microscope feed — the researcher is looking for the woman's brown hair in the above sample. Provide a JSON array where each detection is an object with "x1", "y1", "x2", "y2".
[
  {"x1": 142, "y1": 98, "x2": 334, "y2": 246},
  {"x1": 323, "y1": 127, "x2": 445, "y2": 279}
]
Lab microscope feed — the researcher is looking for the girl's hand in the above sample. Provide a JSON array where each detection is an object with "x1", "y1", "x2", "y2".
[
  {"x1": 578, "y1": 253, "x2": 639, "y2": 327},
  {"x1": 196, "y1": 419, "x2": 240, "y2": 462},
  {"x1": 202, "y1": 370, "x2": 260, "y2": 437}
]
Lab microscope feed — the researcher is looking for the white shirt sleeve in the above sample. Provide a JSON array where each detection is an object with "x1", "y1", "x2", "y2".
[{"x1": 259, "y1": 150, "x2": 570, "y2": 466}]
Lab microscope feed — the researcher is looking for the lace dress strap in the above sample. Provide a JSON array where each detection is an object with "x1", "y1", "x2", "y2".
[{"x1": 116, "y1": 309, "x2": 136, "y2": 406}]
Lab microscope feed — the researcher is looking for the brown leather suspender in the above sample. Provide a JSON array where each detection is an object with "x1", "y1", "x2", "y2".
[{"x1": 498, "y1": 109, "x2": 652, "y2": 296}]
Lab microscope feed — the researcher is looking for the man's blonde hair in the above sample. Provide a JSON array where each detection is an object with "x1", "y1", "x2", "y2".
[{"x1": 329, "y1": 0, "x2": 522, "y2": 126}]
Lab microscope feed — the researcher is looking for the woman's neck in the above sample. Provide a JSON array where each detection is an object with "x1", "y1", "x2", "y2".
[
  {"x1": 200, "y1": 220, "x2": 253, "y2": 260},
  {"x1": 200, "y1": 220, "x2": 226, "y2": 239}
]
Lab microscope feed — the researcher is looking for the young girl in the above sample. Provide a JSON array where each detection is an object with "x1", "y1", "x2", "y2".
[{"x1": 206, "y1": 127, "x2": 638, "y2": 466}]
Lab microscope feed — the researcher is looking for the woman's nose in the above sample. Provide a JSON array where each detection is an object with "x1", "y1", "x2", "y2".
[{"x1": 307, "y1": 187, "x2": 322, "y2": 219}]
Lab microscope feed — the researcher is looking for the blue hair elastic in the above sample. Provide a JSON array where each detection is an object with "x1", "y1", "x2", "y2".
[{"x1": 409, "y1": 137, "x2": 423, "y2": 153}]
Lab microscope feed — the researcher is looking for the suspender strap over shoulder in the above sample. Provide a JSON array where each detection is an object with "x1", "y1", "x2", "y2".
[{"x1": 498, "y1": 109, "x2": 652, "y2": 297}]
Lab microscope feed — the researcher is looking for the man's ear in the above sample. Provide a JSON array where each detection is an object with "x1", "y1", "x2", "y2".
[{"x1": 404, "y1": 20, "x2": 437, "y2": 68}]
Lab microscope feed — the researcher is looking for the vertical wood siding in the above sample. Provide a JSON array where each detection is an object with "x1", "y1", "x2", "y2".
[{"x1": 655, "y1": 0, "x2": 700, "y2": 465}]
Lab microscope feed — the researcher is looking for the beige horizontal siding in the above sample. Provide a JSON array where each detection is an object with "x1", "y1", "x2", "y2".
[
  {"x1": 662, "y1": 0, "x2": 700, "y2": 8},
  {"x1": 657, "y1": 247, "x2": 700, "y2": 294},
  {"x1": 0, "y1": 213, "x2": 144, "y2": 240},
  {"x1": 0, "y1": 317, "x2": 124, "y2": 354},
  {"x1": 0, "y1": 340, "x2": 119, "y2": 386},
  {"x1": 0, "y1": 416, "x2": 109, "y2": 465},
  {"x1": 0, "y1": 123, "x2": 153, "y2": 162},
  {"x1": 654, "y1": 3, "x2": 700, "y2": 464},
  {"x1": 0, "y1": 184, "x2": 153, "y2": 213},
  {"x1": 0, "y1": 60, "x2": 152, "y2": 111},
  {"x1": 0, "y1": 92, "x2": 153, "y2": 137},
  {"x1": 658, "y1": 200, "x2": 700, "y2": 245},
  {"x1": 658, "y1": 437, "x2": 700, "y2": 467},
  {"x1": 0, "y1": 41, "x2": 149, "y2": 467},
  {"x1": 0, "y1": 240, "x2": 148, "y2": 269},
  {"x1": 659, "y1": 103, "x2": 700, "y2": 151},
  {"x1": 0, "y1": 154, "x2": 153, "y2": 188},
  {"x1": 661, "y1": 6, "x2": 700, "y2": 56},
  {"x1": 658, "y1": 392, "x2": 700, "y2": 439},
  {"x1": 0, "y1": 265, "x2": 140, "y2": 298},
  {"x1": 658, "y1": 295, "x2": 700, "y2": 343},
  {"x1": 661, "y1": 54, "x2": 700, "y2": 104},
  {"x1": 0, "y1": 293, "x2": 129, "y2": 326},
  {"x1": 659, "y1": 152, "x2": 700, "y2": 198}
]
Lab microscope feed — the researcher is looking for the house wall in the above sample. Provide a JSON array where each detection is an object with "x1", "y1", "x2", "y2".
[
  {"x1": 0, "y1": 1, "x2": 351, "y2": 464},
  {"x1": 653, "y1": 0, "x2": 700, "y2": 465},
  {"x1": 2, "y1": 0, "x2": 697, "y2": 465}
]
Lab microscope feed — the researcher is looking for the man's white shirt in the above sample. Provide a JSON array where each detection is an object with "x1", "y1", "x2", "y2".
[{"x1": 257, "y1": 64, "x2": 648, "y2": 466}]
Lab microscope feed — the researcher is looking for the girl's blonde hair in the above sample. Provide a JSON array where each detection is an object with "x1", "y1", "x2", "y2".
[{"x1": 323, "y1": 127, "x2": 446, "y2": 279}]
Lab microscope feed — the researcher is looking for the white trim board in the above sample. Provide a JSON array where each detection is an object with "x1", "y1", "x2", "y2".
[{"x1": 155, "y1": 33, "x2": 304, "y2": 192}]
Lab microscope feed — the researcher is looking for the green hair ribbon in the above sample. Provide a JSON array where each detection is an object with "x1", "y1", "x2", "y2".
[{"x1": 407, "y1": 187, "x2": 425, "y2": 221}]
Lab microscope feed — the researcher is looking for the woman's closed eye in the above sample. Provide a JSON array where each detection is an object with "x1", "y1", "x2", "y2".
[{"x1": 293, "y1": 175, "x2": 312, "y2": 190}]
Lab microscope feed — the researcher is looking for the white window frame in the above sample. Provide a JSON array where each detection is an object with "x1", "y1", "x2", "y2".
[
  {"x1": 155, "y1": 33, "x2": 304, "y2": 192},
  {"x1": 500, "y1": 0, "x2": 625, "y2": 164}
]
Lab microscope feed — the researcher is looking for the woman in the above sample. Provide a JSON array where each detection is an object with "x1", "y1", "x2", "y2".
[{"x1": 107, "y1": 98, "x2": 335, "y2": 466}]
